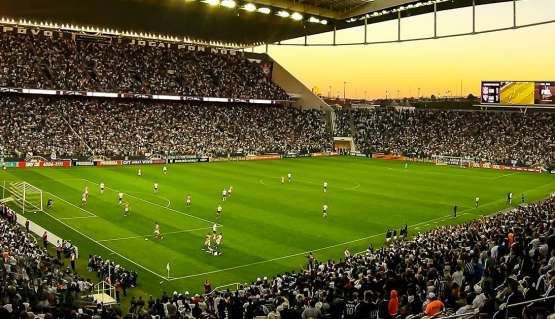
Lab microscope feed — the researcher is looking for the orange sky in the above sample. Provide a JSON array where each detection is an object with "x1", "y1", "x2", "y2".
[{"x1": 257, "y1": 0, "x2": 555, "y2": 99}]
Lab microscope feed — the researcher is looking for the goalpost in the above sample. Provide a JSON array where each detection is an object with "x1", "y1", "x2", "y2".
[
  {"x1": 431, "y1": 155, "x2": 474, "y2": 168},
  {"x1": 1, "y1": 181, "x2": 43, "y2": 214}
]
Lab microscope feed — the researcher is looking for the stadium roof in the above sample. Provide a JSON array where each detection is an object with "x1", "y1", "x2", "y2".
[{"x1": 0, "y1": 0, "x2": 513, "y2": 45}]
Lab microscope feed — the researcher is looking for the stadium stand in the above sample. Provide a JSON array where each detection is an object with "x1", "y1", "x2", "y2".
[
  {"x1": 335, "y1": 108, "x2": 555, "y2": 167},
  {"x1": 0, "y1": 204, "x2": 128, "y2": 319},
  {"x1": 0, "y1": 31, "x2": 288, "y2": 100},
  {"x1": 0, "y1": 96, "x2": 330, "y2": 158}
]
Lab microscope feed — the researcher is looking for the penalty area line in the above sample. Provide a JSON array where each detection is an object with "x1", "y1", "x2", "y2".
[
  {"x1": 42, "y1": 190, "x2": 98, "y2": 218},
  {"x1": 59, "y1": 216, "x2": 98, "y2": 220},
  {"x1": 97, "y1": 226, "x2": 216, "y2": 243},
  {"x1": 41, "y1": 210, "x2": 167, "y2": 280},
  {"x1": 81, "y1": 178, "x2": 218, "y2": 226}
]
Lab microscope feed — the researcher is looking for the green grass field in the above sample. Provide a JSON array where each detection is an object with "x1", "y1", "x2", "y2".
[{"x1": 2, "y1": 157, "x2": 554, "y2": 297}]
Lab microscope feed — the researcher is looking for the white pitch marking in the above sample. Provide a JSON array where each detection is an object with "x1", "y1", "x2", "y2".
[
  {"x1": 43, "y1": 191, "x2": 97, "y2": 218},
  {"x1": 166, "y1": 212, "x2": 457, "y2": 282},
  {"x1": 344, "y1": 183, "x2": 361, "y2": 191},
  {"x1": 128, "y1": 191, "x2": 171, "y2": 208},
  {"x1": 492, "y1": 173, "x2": 515, "y2": 180},
  {"x1": 42, "y1": 210, "x2": 166, "y2": 279},
  {"x1": 81, "y1": 178, "x2": 218, "y2": 226},
  {"x1": 97, "y1": 226, "x2": 214, "y2": 242},
  {"x1": 28, "y1": 185, "x2": 167, "y2": 280},
  {"x1": 59, "y1": 216, "x2": 98, "y2": 220}
]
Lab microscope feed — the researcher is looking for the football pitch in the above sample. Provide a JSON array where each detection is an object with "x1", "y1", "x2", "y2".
[{"x1": 2, "y1": 157, "x2": 554, "y2": 296}]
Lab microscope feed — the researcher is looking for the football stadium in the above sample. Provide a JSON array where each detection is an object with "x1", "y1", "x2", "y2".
[{"x1": 0, "y1": 0, "x2": 554, "y2": 318}]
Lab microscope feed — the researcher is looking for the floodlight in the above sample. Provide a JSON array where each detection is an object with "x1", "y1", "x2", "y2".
[
  {"x1": 258, "y1": 7, "x2": 271, "y2": 14},
  {"x1": 221, "y1": 0, "x2": 236, "y2": 8},
  {"x1": 291, "y1": 12, "x2": 303, "y2": 21},
  {"x1": 320, "y1": 19, "x2": 328, "y2": 25},
  {"x1": 308, "y1": 17, "x2": 320, "y2": 23},
  {"x1": 277, "y1": 10, "x2": 290, "y2": 18},
  {"x1": 243, "y1": 3, "x2": 256, "y2": 12},
  {"x1": 203, "y1": 0, "x2": 220, "y2": 6}
]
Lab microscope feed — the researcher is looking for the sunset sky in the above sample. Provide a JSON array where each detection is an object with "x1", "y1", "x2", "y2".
[{"x1": 257, "y1": 0, "x2": 555, "y2": 99}]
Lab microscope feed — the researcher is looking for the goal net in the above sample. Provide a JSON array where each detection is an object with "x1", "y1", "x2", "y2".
[
  {"x1": 1, "y1": 181, "x2": 43, "y2": 213},
  {"x1": 431, "y1": 155, "x2": 473, "y2": 168}
]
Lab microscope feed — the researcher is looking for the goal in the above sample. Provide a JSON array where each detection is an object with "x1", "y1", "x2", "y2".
[
  {"x1": 1, "y1": 181, "x2": 43, "y2": 213},
  {"x1": 431, "y1": 155, "x2": 473, "y2": 168}
]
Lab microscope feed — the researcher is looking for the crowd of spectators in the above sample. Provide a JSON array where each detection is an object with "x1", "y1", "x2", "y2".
[
  {"x1": 0, "y1": 96, "x2": 330, "y2": 158},
  {"x1": 138, "y1": 197, "x2": 555, "y2": 319},
  {"x1": 0, "y1": 32, "x2": 288, "y2": 100},
  {"x1": 335, "y1": 107, "x2": 554, "y2": 167},
  {"x1": 0, "y1": 204, "x2": 95, "y2": 318},
  {"x1": 0, "y1": 203, "x2": 145, "y2": 318}
]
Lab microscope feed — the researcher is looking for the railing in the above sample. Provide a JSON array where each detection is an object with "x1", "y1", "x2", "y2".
[
  {"x1": 435, "y1": 294, "x2": 555, "y2": 319},
  {"x1": 504, "y1": 294, "x2": 555, "y2": 318},
  {"x1": 208, "y1": 282, "x2": 243, "y2": 295},
  {"x1": 93, "y1": 280, "x2": 117, "y2": 304},
  {"x1": 436, "y1": 310, "x2": 479, "y2": 319}
]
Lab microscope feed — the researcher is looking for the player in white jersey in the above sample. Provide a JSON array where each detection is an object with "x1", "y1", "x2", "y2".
[
  {"x1": 287, "y1": 173, "x2": 292, "y2": 183},
  {"x1": 204, "y1": 233, "x2": 212, "y2": 251},
  {"x1": 118, "y1": 192, "x2": 123, "y2": 205},
  {"x1": 344, "y1": 247, "x2": 351, "y2": 259},
  {"x1": 100, "y1": 182, "x2": 105, "y2": 194},
  {"x1": 323, "y1": 181, "x2": 328, "y2": 193},
  {"x1": 322, "y1": 204, "x2": 328, "y2": 218},
  {"x1": 281, "y1": 176, "x2": 285, "y2": 184},
  {"x1": 84, "y1": 186, "x2": 89, "y2": 198},
  {"x1": 154, "y1": 222, "x2": 162, "y2": 240},
  {"x1": 215, "y1": 233, "x2": 223, "y2": 255},
  {"x1": 228, "y1": 185, "x2": 233, "y2": 197},
  {"x1": 123, "y1": 202, "x2": 129, "y2": 216},
  {"x1": 154, "y1": 182, "x2": 158, "y2": 193},
  {"x1": 81, "y1": 192, "x2": 87, "y2": 206},
  {"x1": 137, "y1": 169, "x2": 142, "y2": 176},
  {"x1": 222, "y1": 189, "x2": 227, "y2": 201},
  {"x1": 212, "y1": 223, "x2": 218, "y2": 234},
  {"x1": 186, "y1": 194, "x2": 192, "y2": 207},
  {"x1": 475, "y1": 196, "x2": 480, "y2": 208},
  {"x1": 216, "y1": 205, "x2": 223, "y2": 217},
  {"x1": 163, "y1": 166, "x2": 167, "y2": 175}
]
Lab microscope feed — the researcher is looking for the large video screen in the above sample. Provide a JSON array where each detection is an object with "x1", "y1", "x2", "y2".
[
  {"x1": 499, "y1": 81, "x2": 534, "y2": 105},
  {"x1": 481, "y1": 81, "x2": 555, "y2": 106}
]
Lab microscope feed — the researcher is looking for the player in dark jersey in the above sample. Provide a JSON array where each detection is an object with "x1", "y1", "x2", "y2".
[{"x1": 385, "y1": 228, "x2": 392, "y2": 242}]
